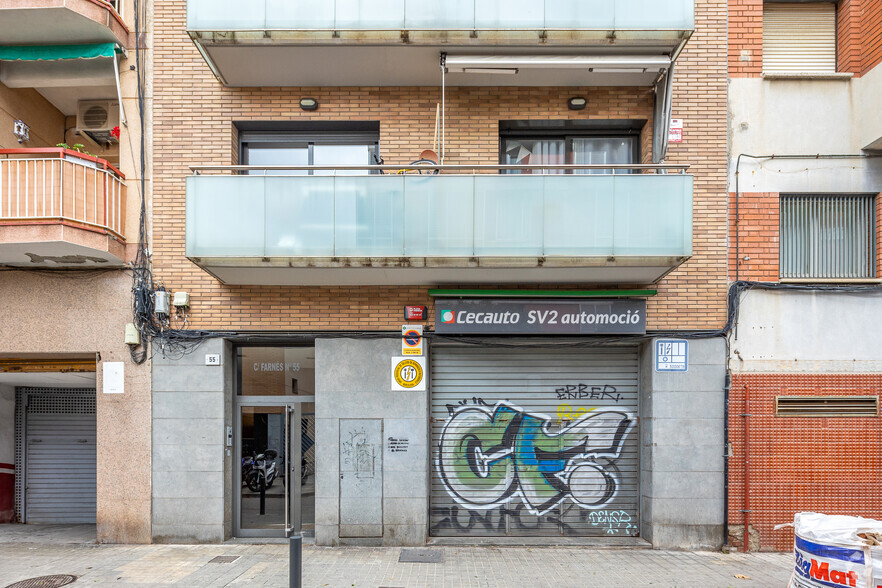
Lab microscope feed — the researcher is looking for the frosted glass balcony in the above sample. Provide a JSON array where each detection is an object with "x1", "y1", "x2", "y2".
[
  {"x1": 187, "y1": 0, "x2": 694, "y2": 33},
  {"x1": 187, "y1": 0, "x2": 693, "y2": 86},
  {"x1": 186, "y1": 172, "x2": 693, "y2": 286}
]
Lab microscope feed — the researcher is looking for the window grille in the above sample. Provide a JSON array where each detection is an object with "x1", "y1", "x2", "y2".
[
  {"x1": 776, "y1": 396, "x2": 879, "y2": 417},
  {"x1": 780, "y1": 195, "x2": 876, "y2": 279}
]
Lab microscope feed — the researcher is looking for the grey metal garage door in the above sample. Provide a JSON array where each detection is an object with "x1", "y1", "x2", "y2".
[
  {"x1": 17, "y1": 388, "x2": 97, "y2": 524},
  {"x1": 430, "y1": 346, "x2": 639, "y2": 537}
]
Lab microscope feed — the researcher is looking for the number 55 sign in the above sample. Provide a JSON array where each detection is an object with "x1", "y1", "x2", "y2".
[{"x1": 391, "y1": 356, "x2": 426, "y2": 391}]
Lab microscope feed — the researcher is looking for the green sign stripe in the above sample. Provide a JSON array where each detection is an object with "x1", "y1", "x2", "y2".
[{"x1": 428, "y1": 289, "x2": 657, "y2": 298}]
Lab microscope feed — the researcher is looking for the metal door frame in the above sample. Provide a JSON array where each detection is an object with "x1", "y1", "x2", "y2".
[{"x1": 233, "y1": 395, "x2": 314, "y2": 538}]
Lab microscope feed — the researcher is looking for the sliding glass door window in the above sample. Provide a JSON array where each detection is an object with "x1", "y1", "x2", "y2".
[
  {"x1": 502, "y1": 135, "x2": 636, "y2": 174},
  {"x1": 241, "y1": 133, "x2": 379, "y2": 175}
]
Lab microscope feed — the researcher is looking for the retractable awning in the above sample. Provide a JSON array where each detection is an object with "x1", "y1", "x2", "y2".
[
  {"x1": 444, "y1": 55, "x2": 672, "y2": 73},
  {"x1": 0, "y1": 42, "x2": 125, "y2": 125},
  {"x1": 0, "y1": 42, "x2": 115, "y2": 61},
  {"x1": 441, "y1": 54, "x2": 678, "y2": 163}
]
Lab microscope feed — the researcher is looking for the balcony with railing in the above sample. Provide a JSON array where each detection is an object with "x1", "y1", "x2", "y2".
[
  {"x1": 186, "y1": 0, "x2": 694, "y2": 86},
  {"x1": 186, "y1": 163, "x2": 693, "y2": 285},
  {"x1": 0, "y1": 0, "x2": 129, "y2": 47},
  {"x1": 0, "y1": 149, "x2": 127, "y2": 267}
]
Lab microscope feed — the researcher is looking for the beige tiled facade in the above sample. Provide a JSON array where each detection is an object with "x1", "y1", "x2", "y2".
[{"x1": 152, "y1": 0, "x2": 728, "y2": 332}]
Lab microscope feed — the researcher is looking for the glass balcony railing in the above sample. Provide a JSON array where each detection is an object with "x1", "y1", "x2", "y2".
[
  {"x1": 187, "y1": 0, "x2": 694, "y2": 33},
  {"x1": 186, "y1": 169, "x2": 692, "y2": 261}
]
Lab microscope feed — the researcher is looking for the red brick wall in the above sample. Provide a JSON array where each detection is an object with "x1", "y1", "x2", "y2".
[
  {"x1": 839, "y1": 0, "x2": 864, "y2": 74},
  {"x1": 732, "y1": 0, "x2": 882, "y2": 77},
  {"x1": 839, "y1": 0, "x2": 882, "y2": 75},
  {"x1": 730, "y1": 193, "x2": 882, "y2": 282},
  {"x1": 728, "y1": 373, "x2": 882, "y2": 551},
  {"x1": 729, "y1": 192, "x2": 780, "y2": 281},
  {"x1": 864, "y1": 0, "x2": 882, "y2": 74},
  {"x1": 153, "y1": 0, "x2": 729, "y2": 332},
  {"x1": 729, "y1": 0, "x2": 763, "y2": 77}
]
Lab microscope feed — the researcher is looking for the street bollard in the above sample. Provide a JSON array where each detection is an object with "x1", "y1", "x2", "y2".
[{"x1": 289, "y1": 533, "x2": 302, "y2": 588}]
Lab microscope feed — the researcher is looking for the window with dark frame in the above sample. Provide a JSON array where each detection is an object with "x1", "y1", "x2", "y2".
[
  {"x1": 238, "y1": 123, "x2": 380, "y2": 176},
  {"x1": 499, "y1": 120, "x2": 642, "y2": 175}
]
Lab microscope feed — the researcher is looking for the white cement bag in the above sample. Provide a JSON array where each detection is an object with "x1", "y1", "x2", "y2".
[{"x1": 786, "y1": 512, "x2": 882, "y2": 588}]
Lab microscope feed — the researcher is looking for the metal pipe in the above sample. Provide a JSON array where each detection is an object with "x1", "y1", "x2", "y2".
[
  {"x1": 440, "y1": 53, "x2": 446, "y2": 164},
  {"x1": 112, "y1": 49, "x2": 128, "y2": 127},
  {"x1": 743, "y1": 384, "x2": 750, "y2": 552},
  {"x1": 289, "y1": 534, "x2": 302, "y2": 588},
  {"x1": 723, "y1": 371, "x2": 730, "y2": 549}
]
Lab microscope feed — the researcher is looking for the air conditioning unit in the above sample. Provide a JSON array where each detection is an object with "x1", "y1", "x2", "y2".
[{"x1": 76, "y1": 100, "x2": 120, "y2": 146}]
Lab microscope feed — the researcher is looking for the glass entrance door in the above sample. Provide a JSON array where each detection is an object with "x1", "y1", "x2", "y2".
[
  {"x1": 236, "y1": 401, "x2": 315, "y2": 537},
  {"x1": 234, "y1": 346, "x2": 316, "y2": 538}
]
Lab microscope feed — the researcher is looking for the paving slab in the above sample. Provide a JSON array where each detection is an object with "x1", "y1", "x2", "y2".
[{"x1": 0, "y1": 540, "x2": 793, "y2": 587}]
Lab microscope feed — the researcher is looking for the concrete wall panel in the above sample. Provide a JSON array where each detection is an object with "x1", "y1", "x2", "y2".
[
  {"x1": 315, "y1": 338, "x2": 428, "y2": 546},
  {"x1": 152, "y1": 338, "x2": 228, "y2": 543},
  {"x1": 731, "y1": 289, "x2": 882, "y2": 373},
  {"x1": 640, "y1": 337, "x2": 726, "y2": 550}
]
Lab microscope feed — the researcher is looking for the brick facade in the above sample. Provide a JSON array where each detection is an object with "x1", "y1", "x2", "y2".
[
  {"x1": 731, "y1": 0, "x2": 882, "y2": 78},
  {"x1": 729, "y1": 192, "x2": 780, "y2": 282},
  {"x1": 152, "y1": 1, "x2": 727, "y2": 332},
  {"x1": 839, "y1": 0, "x2": 882, "y2": 75},
  {"x1": 728, "y1": 0, "x2": 763, "y2": 78},
  {"x1": 730, "y1": 192, "x2": 881, "y2": 282},
  {"x1": 727, "y1": 373, "x2": 882, "y2": 551}
]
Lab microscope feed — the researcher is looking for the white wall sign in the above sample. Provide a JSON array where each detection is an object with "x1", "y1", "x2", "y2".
[
  {"x1": 391, "y1": 356, "x2": 426, "y2": 391},
  {"x1": 205, "y1": 354, "x2": 221, "y2": 366},
  {"x1": 669, "y1": 119, "x2": 683, "y2": 143},
  {"x1": 656, "y1": 340, "x2": 688, "y2": 372},
  {"x1": 103, "y1": 361, "x2": 124, "y2": 394}
]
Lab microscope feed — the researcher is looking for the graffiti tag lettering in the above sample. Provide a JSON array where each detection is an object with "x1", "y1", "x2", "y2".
[
  {"x1": 555, "y1": 384, "x2": 622, "y2": 402},
  {"x1": 588, "y1": 510, "x2": 636, "y2": 535},
  {"x1": 437, "y1": 401, "x2": 634, "y2": 516}
]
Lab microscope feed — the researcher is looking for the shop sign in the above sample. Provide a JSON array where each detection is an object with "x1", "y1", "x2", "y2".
[
  {"x1": 434, "y1": 299, "x2": 646, "y2": 335},
  {"x1": 391, "y1": 356, "x2": 426, "y2": 391},
  {"x1": 401, "y1": 324, "x2": 423, "y2": 356}
]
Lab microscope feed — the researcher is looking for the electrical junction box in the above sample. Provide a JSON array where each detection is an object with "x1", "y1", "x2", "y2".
[
  {"x1": 124, "y1": 323, "x2": 141, "y2": 345},
  {"x1": 154, "y1": 291, "x2": 170, "y2": 314},
  {"x1": 173, "y1": 291, "x2": 190, "y2": 307}
]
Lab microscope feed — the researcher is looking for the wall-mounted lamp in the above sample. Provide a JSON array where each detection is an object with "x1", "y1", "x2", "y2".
[
  {"x1": 13, "y1": 120, "x2": 30, "y2": 143},
  {"x1": 299, "y1": 98, "x2": 319, "y2": 111},
  {"x1": 568, "y1": 97, "x2": 587, "y2": 111}
]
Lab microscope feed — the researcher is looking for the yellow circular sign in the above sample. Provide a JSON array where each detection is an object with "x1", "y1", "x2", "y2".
[{"x1": 394, "y1": 359, "x2": 423, "y2": 389}]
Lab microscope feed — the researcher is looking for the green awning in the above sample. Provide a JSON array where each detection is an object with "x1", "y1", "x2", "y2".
[{"x1": 0, "y1": 43, "x2": 115, "y2": 62}]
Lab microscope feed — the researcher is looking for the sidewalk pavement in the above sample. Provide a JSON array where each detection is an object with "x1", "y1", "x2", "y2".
[{"x1": 0, "y1": 527, "x2": 794, "y2": 588}]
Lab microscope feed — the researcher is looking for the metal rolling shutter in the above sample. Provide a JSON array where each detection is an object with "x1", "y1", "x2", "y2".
[
  {"x1": 430, "y1": 347, "x2": 639, "y2": 538},
  {"x1": 23, "y1": 389, "x2": 97, "y2": 524},
  {"x1": 763, "y1": 3, "x2": 836, "y2": 74}
]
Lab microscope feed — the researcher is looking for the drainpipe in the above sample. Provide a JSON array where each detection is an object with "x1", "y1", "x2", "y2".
[
  {"x1": 741, "y1": 384, "x2": 751, "y2": 552},
  {"x1": 723, "y1": 371, "x2": 731, "y2": 549}
]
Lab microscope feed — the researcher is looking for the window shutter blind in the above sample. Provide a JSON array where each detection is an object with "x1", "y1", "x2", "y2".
[{"x1": 763, "y1": 3, "x2": 836, "y2": 74}]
